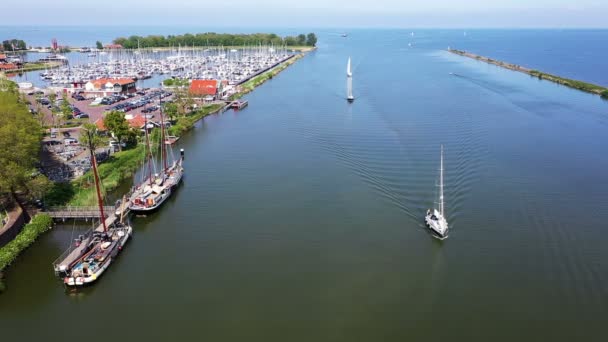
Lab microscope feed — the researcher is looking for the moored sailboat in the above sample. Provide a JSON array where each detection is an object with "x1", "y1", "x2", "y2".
[
  {"x1": 425, "y1": 145, "x2": 449, "y2": 239},
  {"x1": 128, "y1": 95, "x2": 184, "y2": 213},
  {"x1": 53, "y1": 130, "x2": 132, "y2": 287}
]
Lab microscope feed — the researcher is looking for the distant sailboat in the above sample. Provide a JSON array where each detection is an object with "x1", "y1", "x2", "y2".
[
  {"x1": 425, "y1": 145, "x2": 449, "y2": 239},
  {"x1": 346, "y1": 57, "x2": 354, "y2": 103}
]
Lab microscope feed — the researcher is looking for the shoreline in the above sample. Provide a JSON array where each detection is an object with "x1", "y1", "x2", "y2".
[
  {"x1": 0, "y1": 48, "x2": 310, "y2": 286},
  {"x1": 0, "y1": 61, "x2": 62, "y2": 74},
  {"x1": 448, "y1": 48, "x2": 608, "y2": 99},
  {"x1": 53, "y1": 50, "x2": 310, "y2": 207},
  {"x1": 25, "y1": 46, "x2": 316, "y2": 53}
]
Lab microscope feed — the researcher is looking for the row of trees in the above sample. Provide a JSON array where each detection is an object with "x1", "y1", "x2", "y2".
[
  {"x1": 0, "y1": 78, "x2": 49, "y2": 206},
  {"x1": 1, "y1": 39, "x2": 27, "y2": 51},
  {"x1": 113, "y1": 32, "x2": 317, "y2": 49}
]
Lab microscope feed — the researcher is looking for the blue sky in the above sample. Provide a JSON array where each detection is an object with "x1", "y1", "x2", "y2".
[{"x1": 3, "y1": 0, "x2": 608, "y2": 27}]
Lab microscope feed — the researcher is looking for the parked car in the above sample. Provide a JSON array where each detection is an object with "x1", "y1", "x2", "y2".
[
  {"x1": 74, "y1": 95, "x2": 86, "y2": 101},
  {"x1": 63, "y1": 131, "x2": 71, "y2": 137},
  {"x1": 75, "y1": 113, "x2": 89, "y2": 119},
  {"x1": 64, "y1": 138, "x2": 79, "y2": 145}
]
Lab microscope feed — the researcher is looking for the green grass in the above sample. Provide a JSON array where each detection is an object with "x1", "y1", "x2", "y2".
[
  {"x1": 231, "y1": 54, "x2": 303, "y2": 101},
  {"x1": 45, "y1": 144, "x2": 145, "y2": 207},
  {"x1": 66, "y1": 144, "x2": 145, "y2": 206},
  {"x1": 2, "y1": 62, "x2": 61, "y2": 73},
  {"x1": 529, "y1": 70, "x2": 607, "y2": 95},
  {"x1": 168, "y1": 104, "x2": 224, "y2": 136},
  {"x1": 0, "y1": 214, "x2": 53, "y2": 272}
]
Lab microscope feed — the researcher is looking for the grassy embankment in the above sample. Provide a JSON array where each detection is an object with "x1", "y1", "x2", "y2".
[
  {"x1": 2, "y1": 62, "x2": 62, "y2": 73},
  {"x1": 46, "y1": 104, "x2": 223, "y2": 206},
  {"x1": 0, "y1": 214, "x2": 53, "y2": 287},
  {"x1": 231, "y1": 53, "x2": 304, "y2": 100},
  {"x1": 448, "y1": 48, "x2": 608, "y2": 99},
  {"x1": 46, "y1": 144, "x2": 145, "y2": 206},
  {"x1": 529, "y1": 70, "x2": 608, "y2": 99}
]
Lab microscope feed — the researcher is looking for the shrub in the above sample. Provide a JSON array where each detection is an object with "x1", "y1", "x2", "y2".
[{"x1": 0, "y1": 214, "x2": 53, "y2": 271}]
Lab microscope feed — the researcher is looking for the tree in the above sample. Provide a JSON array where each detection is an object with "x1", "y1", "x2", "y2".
[
  {"x1": 0, "y1": 80, "x2": 43, "y2": 205},
  {"x1": 96, "y1": 41, "x2": 104, "y2": 50},
  {"x1": 163, "y1": 102, "x2": 178, "y2": 121},
  {"x1": 297, "y1": 34, "x2": 306, "y2": 46},
  {"x1": 60, "y1": 94, "x2": 72, "y2": 118},
  {"x1": 2, "y1": 39, "x2": 27, "y2": 51},
  {"x1": 103, "y1": 111, "x2": 130, "y2": 151},
  {"x1": 80, "y1": 123, "x2": 103, "y2": 152},
  {"x1": 173, "y1": 88, "x2": 195, "y2": 117},
  {"x1": 306, "y1": 33, "x2": 317, "y2": 47}
]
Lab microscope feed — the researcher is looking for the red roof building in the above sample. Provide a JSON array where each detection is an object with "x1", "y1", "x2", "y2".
[
  {"x1": 85, "y1": 78, "x2": 136, "y2": 94},
  {"x1": 127, "y1": 115, "x2": 146, "y2": 129},
  {"x1": 189, "y1": 80, "x2": 218, "y2": 97},
  {"x1": 0, "y1": 63, "x2": 17, "y2": 70},
  {"x1": 94, "y1": 118, "x2": 107, "y2": 131},
  {"x1": 105, "y1": 44, "x2": 123, "y2": 49}
]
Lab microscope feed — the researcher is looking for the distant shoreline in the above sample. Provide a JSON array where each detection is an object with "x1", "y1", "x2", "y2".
[{"x1": 448, "y1": 48, "x2": 608, "y2": 99}]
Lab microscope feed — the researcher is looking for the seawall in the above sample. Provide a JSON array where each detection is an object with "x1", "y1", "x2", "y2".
[{"x1": 448, "y1": 48, "x2": 608, "y2": 99}]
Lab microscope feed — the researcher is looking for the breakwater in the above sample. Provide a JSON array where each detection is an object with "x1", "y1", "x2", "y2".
[{"x1": 448, "y1": 48, "x2": 608, "y2": 99}]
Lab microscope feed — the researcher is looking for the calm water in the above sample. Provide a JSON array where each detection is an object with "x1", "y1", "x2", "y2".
[{"x1": 2, "y1": 29, "x2": 608, "y2": 341}]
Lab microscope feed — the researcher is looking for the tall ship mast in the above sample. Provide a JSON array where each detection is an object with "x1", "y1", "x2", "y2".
[
  {"x1": 128, "y1": 93, "x2": 184, "y2": 213},
  {"x1": 53, "y1": 129, "x2": 132, "y2": 287},
  {"x1": 425, "y1": 145, "x2": 449, "y2": 239}
]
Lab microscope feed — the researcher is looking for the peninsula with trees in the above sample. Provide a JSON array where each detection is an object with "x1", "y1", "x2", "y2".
[{"x1": 112, "y1": 32, "x2": 317, "y2": 49}]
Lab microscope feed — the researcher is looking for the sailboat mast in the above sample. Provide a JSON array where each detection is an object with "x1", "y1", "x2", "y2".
[
  {"x1": 159, "y1": 93, "x2": 167, "y2": 171},
  {"x1": 439, "y1": 145, "x2": 444, "y2": 216},
  {"x1": 144, "y1": 114, "x2": 153, "y2": 185},
  {"x1": 87, "y1": 130, "x2": 107, "y2": 232}
]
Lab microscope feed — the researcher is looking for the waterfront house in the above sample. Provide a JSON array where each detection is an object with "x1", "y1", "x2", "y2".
[
  {"x1": 189, "y1": 80, "x2": 218, "y2": 100},
  {"x1": 85, "y1": 78, "x2": 136, "y2": 96},
  {"x1": 105, "y1": 44, "x2": 123, "y2": 49},
  {"x1": 0, "y1": 63, "x2": 17, "y2": 71},
  {"x1": 94, "y1": 118, "x2": 108, "y2": 133}
]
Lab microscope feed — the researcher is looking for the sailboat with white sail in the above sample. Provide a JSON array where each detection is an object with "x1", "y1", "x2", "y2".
[
  {"x1": 346, "y1": 57, "x2": 354, "y2": 102},
  {"x1": 425, "y1": 145, "x2": 449, "y2": 239}
]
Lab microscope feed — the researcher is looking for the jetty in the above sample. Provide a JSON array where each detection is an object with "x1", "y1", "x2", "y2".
[
  {"x1": 448, "y1": 48, "x2": 608, "y2": 99},
  {"x1": 44, "y1": 206, "x2": 120, "y2": 221}
]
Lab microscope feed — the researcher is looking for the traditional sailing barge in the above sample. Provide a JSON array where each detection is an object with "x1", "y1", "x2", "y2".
[
  {"x1": 53, "y1": 130, "x2": 132, "y2": 287},
  {"x1": 128, "y1": 95, "x2": 184, "y2": 213}
]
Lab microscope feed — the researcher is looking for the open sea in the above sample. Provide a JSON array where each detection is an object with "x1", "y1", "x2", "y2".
[{"x1": 1, "y1": 27, "x2": 607, "y2": 341}]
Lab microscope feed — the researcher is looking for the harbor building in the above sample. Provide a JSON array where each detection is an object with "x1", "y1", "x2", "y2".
[{"x1": 84, "y1": 78, "x2": 136, "y2": 96}]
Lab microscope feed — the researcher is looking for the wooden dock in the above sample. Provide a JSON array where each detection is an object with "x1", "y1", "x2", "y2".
[{"x1": 44, "y1": 206, "x2": 118, "y2": 221}]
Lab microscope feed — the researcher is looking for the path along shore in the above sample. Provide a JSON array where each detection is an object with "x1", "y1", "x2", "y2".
[{"x1": 448, "y1": 48, "x2": 608, "y2": 99}]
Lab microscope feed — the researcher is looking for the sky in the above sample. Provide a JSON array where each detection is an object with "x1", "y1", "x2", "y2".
[{"x1": 2, "y1": 0, "x2": 608, "y2": 27}]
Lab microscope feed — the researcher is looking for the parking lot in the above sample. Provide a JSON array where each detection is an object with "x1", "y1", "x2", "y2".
[{"x1": 26, "y1": 88, "x2": 173, "y2": 128}]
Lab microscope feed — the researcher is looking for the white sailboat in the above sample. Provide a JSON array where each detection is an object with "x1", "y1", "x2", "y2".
[
  {"x1": 425, "y1": 145, "x2": 449, "y2": 239},
  {"x1": 346, "y1": 57, "x2": 354, "y2": 102}
]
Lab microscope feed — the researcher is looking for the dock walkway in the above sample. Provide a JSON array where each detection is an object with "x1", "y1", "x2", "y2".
[{"x1": 44, "y1": 206, "x2": 117, "y2": 221}]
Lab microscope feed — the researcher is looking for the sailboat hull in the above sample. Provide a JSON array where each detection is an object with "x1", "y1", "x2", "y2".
[{"x1": 64, "y1": 225, "x2": 132, "y2": 287}]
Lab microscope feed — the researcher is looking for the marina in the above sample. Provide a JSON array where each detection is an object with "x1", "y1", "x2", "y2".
[{"x1": 31, "y1": 46, "x2": 295, "y2": 88}]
